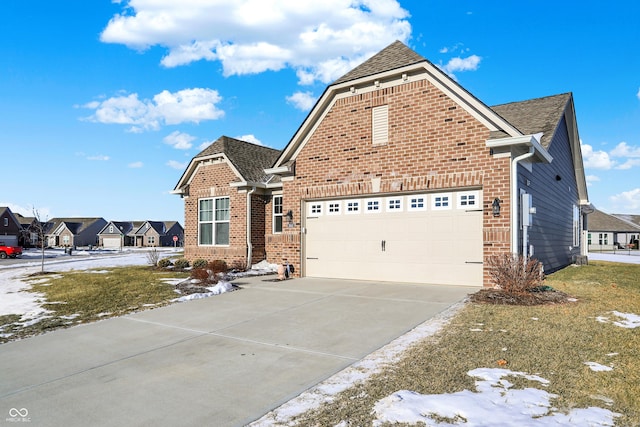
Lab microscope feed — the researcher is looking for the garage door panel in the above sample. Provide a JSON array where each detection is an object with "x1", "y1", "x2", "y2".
[{"x1": 304, "y1": 191, "x2": 483, "y2": 286}]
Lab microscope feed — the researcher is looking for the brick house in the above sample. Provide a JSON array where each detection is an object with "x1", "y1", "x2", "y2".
[{"x1": 174, "y1": 41, "x2": 589, "y2": 287}]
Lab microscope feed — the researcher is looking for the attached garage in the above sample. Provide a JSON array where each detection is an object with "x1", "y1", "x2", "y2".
[
  {"x1": 102, "y1": 237, "x2": 122, "y2": 249},
  {"x1": 303, "y1": 190, "x2": 483, "y2": 286}
]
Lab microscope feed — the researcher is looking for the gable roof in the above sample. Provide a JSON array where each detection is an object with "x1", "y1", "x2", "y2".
[
  {"x1": 47, "y1": 218, "x2": 105, "y2": 236},
  {"x1": 611, "y1": 214, "x2": 640, "y2": 228},
  {"x1": 0, "y1": 207, "x2": 22, "y2": 228},
  {"x1": 490, "y1": 93, "x2": 572, "y2": 149},
  {"x1": 173, "y1": 136, "x2": 281, "y2": 193},
  {"x1": 333, "y1": 41, "x2": 425, "y2": 85},
  {"x1": 588, "y1": 209, "x2": 640, "y2": 232}
]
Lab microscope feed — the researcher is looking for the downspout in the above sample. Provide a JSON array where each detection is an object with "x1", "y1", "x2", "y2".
[
  {"x1": 246, "y1": 187, "x2": 256, "y2": 268},
  {"x1": 511, "y1": 147, "x2": 535, "y2": 254}
]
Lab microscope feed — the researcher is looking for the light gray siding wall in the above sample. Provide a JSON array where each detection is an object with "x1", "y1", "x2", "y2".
[
  {"x1": 518, "y1": 115, "x2": 581, "y2": 274},
  {"x1": 75, "y1": 219, "x2": 108, "y2": 247}
]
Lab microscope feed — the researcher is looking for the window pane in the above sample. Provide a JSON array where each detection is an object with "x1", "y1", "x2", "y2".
[
  {"x1": 199, "y1": 223, "x2": 213, "y2": 245},
  {"x1": 274, "y1": 216, "x2": 283, "y2": 233},
  {"x1": 274, "y1": 196, "x2": 283, "y2": 214},
  {"x1": 199, "y1": 199, "x2": 213, "y2": 221},
  {"x1": 215, "y1": 197, "x2": 230, "y2": 221},
  {"x1": 215, "y1": 223, "x2": 229, "y2": 245}
]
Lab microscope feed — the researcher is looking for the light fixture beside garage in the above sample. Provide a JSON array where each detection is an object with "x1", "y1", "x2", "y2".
[
  {"x1": 492, "y1": 198, "x2": 501, "y2": 217},
  {"x1": 286, "y1": 210, "x2": 295, "y2": 228}
]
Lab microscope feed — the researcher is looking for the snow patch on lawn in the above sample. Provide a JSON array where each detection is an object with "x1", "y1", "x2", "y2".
[
  {"x1": 596, "y1": 311, "x2": 640, "y2": 328},
  {"x1": 585, "y1": 362, "x2": 614, "y2": 372},
  {"x1": 172, "y1": 281, "x2": 236, "y2": 302},
  {"x1": 372, "y1": 368, "x2": 619, "y2": 427}
]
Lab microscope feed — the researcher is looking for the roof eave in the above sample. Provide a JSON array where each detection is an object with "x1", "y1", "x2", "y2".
[{"x1": 486, "y1": 134, "x2": 553, "y2": 163}]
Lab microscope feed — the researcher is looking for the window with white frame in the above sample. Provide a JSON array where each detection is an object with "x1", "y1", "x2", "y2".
[
  {"x1": 199, "y1": 197, "x2": 230, "y2": 245},
  {"x1": 62, "y1": 235, "x2": 70, "y2": 245},
  {"x1": 345, "y1": 200, "x2": 361, "y2": 214},
  {"x1": 387, "y1": 197, "x2": 403, "y2": 212},
  {"x1": 3, "y1": 218, "x2": 7, "y2": 227},
  {"x1": 273, "y1": 196, "x2": 283, "y2": 233},
  {"x1": 432, "y1": 193, "x2": 452, "y2": 210},
  {"x1": 458, "y1": 191, "x2": 479, "y2": 209},
  {"x1": 588, "y1": 233, "x2": 592, "y2": 245},
  {"x1": 147, "y1": 236, "x2": 155, "y2": 246},
  {"x1": 365, "y1": 199, "x2": 381, "y2": 213},
  {"x1": 108, "y1": 225, "x2": 114, "y2": 233},
  {"x1": 327, "y1": 201, "x2": 341, "y2": 215},
  {"x1": 408, "y1": 195, "x2": 427, "y2": 211},
  {"x1": 598, "y1": 233, "x2": 608, "y2": 245},
  {"x1": 309, "y1": 202, "x2": 323, "y2": 216}
]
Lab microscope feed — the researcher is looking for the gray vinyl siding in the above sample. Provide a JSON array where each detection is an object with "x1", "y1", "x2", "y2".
[
  {"x1": 74, "y1": 219, "x2": 108, "y2": 247},
  {"x1": 518, "y1": 115, "x2": 581, "y2": 274}
]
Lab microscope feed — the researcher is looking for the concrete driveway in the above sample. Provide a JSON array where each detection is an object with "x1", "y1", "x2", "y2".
[{"x1": 0, "y1": 276, "x2": 475, "y2": 426}]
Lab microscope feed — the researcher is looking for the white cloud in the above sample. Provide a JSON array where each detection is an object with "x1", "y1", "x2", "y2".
[
  {"x1": 87, "y1": 155, "x2": 110, "y2": 161},
  {"x1": 610, "y1": 141, "x2": 640, "y2": 158},
  {"x1": 100, "y1": 0, "x2": 412, "y2": 85},
  {"x1": 235, "y1": 134, "x2": 263, "y2": 145},
  {"x1": 198, "y1": 141, "x2": 212, "y2": 151},
  {"x1": 128, "y1": 161, "x2": 143, "y2": 168},
  {"x1": 616, "y1": 159, "x2": 640, "y2": 170},
  {"x1": 581, "y1": 143, "x2": 615, "y2": 170},
  {"x1": 440, "y1": 55, "x2": 482, "y2": 77},
  {"x1": 610, "y1": 188, "x2": 640, "y2": 212},
  {"x1": 82, "y1": 88, "x2": 224, "y2": 131},
  {"x1": 637, "y1": 87, "x2": 640, "y2": 100},
  {"x1": 166, "y1": 160, "x2": 188, "y2": 170},
  {"x1": 286, "y1": 91, "x2": 317, "y2": 111},
  {"x1": 0, "y1": 203, "x2": 52, "y2": 219},
  {"x1": 163, "y1": 131, "x2": 196, "y2": 150}
]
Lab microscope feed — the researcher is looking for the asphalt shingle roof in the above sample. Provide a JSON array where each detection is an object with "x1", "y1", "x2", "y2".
[
  {"x1": 490, "y1": 93, "x2": 571, "y2": 149},
  {"x1": 588, "y1": 209, "x2": 640, "y2": 232},
  {"x1": 195, "y1": 136, "x2": 281, "y2": 183},
  {"x1": 333, "y1": 40, "x2": 425, "y2": 85}
]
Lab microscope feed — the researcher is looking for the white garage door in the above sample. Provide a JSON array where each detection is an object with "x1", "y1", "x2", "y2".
[
  {"x1": 103, "y1": 237, "x2": 122, "y2": 249},
  {"x1": 304, "y1": 190, "x2": 483, "y2": 286}
]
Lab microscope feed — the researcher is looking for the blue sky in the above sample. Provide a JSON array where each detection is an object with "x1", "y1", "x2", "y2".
[{"x1": 2, "y1": 0, "x2": 639, "y2": 222}]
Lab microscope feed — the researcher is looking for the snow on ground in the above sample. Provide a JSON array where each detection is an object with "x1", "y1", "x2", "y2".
[
  {"x1": 588, "y1": 251, "x2": 640, "y2": 264},
  {"x1": 372, "y1": 368, "x2": 619, "y2": 426},
  {"x1": 584, "y1": 362, "x2": 614, "y2": 372},
  {"x1": 596, "y1": 311, "x2": 640, "y2": 328},
  {"x1": 0, "y1": 248, "x2": 276, "y2": 334}
]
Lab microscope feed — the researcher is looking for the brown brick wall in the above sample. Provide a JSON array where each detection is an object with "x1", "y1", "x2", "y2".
[
  {"x1": 269, "y1": 78, "x2": 512, "y2": 286},
  {"x1": 183, "y1": 162, "x2": 266, "y2": 267}
]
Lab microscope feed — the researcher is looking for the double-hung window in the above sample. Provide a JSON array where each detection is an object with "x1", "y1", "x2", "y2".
[
  {"x1": 273, "y1": 196, "x2": 283, "y2": 233},
  {"x1": 199, "y1": 197, "x2": 230, "y2": 245}
]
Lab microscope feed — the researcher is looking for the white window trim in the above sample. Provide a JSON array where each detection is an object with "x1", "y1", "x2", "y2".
[
  {"x1": 407, "y1": 194, "x2": 428, "y2": 212},
  {"x1": 327, "y1": 201, "x2": 341, "y2": 215},
  {"x1": 365, "y1": 198, "x2": 382, "y2": 214},
  {"x1": 386, "y1": 197, "x2": 403, "y2": 212},
  {"x1": 572, "y1": 204, "x2": 580, "y2": 247},
  {"x1": 273, "y1": 195, "x2": 283, "y2": 234},
  {"x1": 308, "y1": 202, "x2": 323, "y2": 216},
  {"x1": 432, "y1": 193, "x2": 452, "y2": 210},
  {"x1": 345, "y1": 200, "x2": 361, "y2": 215},
  {"x1": 198, "y1": 196, "x2": 230, "y2": 246},
  {"x1": 457, "y1": 191, "x2": 480, "y2": 209}
]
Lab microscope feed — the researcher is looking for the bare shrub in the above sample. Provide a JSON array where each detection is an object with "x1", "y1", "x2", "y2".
[
  {"x1": 146, "y1": 248, "x2": 160, "y2": 267},
  {"x1": 190, "y1": 268, "x2": 213, "y2": 284},
  {"x1": 207, "y1": 260, "x2": 228, "y2": 275},
  {"x1": 231, "y1": 259, "x2": 247, "y2": 272},
  {"x1": 487, "y1": 254, "x2": 544, "y2": 294}
]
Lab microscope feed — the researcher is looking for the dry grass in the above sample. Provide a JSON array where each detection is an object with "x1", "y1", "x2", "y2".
[
  {"x1": 291, "y1": 261, "x2": 640, "y2": 426},
  {"x1": 0, "y1": 266, "x2": 189, "y2": 342}
]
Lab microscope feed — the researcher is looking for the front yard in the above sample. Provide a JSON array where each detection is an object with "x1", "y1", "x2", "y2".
[{"x1": 265, "y1": 261, "x2": 640, "y2": 426}]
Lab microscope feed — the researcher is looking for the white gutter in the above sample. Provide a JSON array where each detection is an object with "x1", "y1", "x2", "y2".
[
  {"x1": 511, "y1": 147, "x2": 535, "y2": 254},
  {"x1": 246, "y1": 187, "x2": 256, "y2": 268}
]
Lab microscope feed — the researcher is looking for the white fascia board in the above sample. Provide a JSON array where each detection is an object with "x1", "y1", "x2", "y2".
[
  {"x1": 486, "y1": 134, "x2": 553, "y2": 163},
  {"x1": 264, "y1": 165, "x2": 292, "y2": 175},
  {"x1": 174, "y1": 153, "x2": 245, "y2": 192}
]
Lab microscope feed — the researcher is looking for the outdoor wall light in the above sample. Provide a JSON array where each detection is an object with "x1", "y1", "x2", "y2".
[
  {"x1": 286, "y1": 210, "x2": 295, "y2": 228},
  {"x1": 492, "y1": 198, "x2": 501, "y2": 217}
]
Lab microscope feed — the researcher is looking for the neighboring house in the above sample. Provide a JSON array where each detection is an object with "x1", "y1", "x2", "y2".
[
  {"x1": 173, "y1": 41, "x2": 590, "y2": 287},
  {"x1": 45, "y1": 218, "x2": 107, "y2": 248},
  {"x1": 131, "y1": 221, "x2": 184, "y2": 247},
  {"x1": 587, "y1": 209, "x2": 640, "y2": 250},
  {"x1": 0, "y1": 207, "x2": 23, "y2": 247},
  {"x1": 14, "y1": 213, "x2": 43, "y2": 247},
  {"x1": 612, "y1": 214, "x2": 640, "y2": 228},
  {"x1": 98, "y1": 221, "x2": 143, "y2": 249}
]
